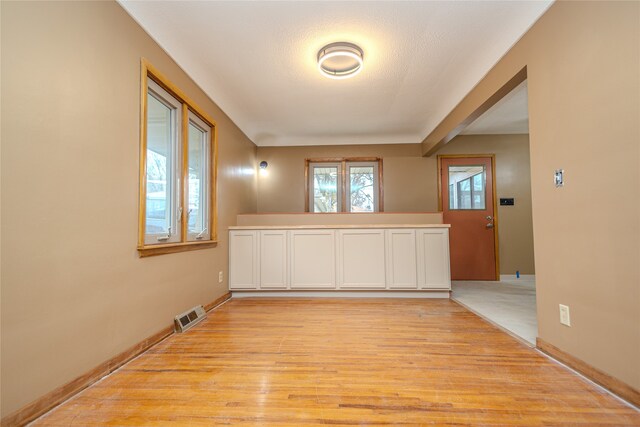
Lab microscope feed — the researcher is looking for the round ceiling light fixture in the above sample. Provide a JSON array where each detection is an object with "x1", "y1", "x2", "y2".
[{"x1": 317, "y1": 42, "x2": 363, "y2": 79}]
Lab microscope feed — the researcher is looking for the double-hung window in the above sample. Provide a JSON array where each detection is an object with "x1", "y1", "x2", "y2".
[
  {"x1": 145, "y1": 80, "x2": 182, "y2": 244},
  {"x1": 309, "y1": 162, "x2": 342, "y2": 212},
  {"x1": 186, "y1": 112, "x2": 211, "y2": 241},
  {"x1": 346, "y1": 161, "x2": 379, "y2": 212},
  {"x1": 139, "y1": 60, "x2": 217, "y2": 256},
  {"x1": 306, "y1": 158, "x2": 382, "y2": 213}
]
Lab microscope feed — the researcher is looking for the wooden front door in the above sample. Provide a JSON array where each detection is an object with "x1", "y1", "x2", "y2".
[{"x1": 439, "y1": 155, "x2": 498, "y2": 280}]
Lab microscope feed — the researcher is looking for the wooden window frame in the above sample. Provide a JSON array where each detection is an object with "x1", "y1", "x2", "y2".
[
  {"x1": 307, "y1": 162, "x2": 343, "y2": 212},
  {"x1": 144, "y1": 79, "x2": 183, "y2": 245},
  {"x1": 304, "y1": 157, "x2": 384, "y2": 213},
  {"x1": 448, "y1": 167, "x2": 486, "y2": 211},
  {"x1": 346, "y1": 161, "x2": 380, "y2": 213},
  {"x1": 138, "y1": 59, "x2": 218, "y2": 257}
]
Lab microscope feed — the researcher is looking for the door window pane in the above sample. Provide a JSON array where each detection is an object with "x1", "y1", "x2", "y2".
[
  {"x1": 448, "y1": 165, "x2": 486, "y2": 210},
  {"x1": 187, "y1": 116, "x2": 210, "y2": 240},
  {"x1": 472, "y1": 173, "x2": 485, "y2": 209},
  {"x1": 349, "y1": 166, "x2": 375, "y2": 212},
  {"x1": 313, "y1": 166, "x2": 339, "y2": 212},
  {"x1": 449, "y1": 183, "x2": 454, "y2": 206},
  {"x1": 457, "y1": 178, "x2": 471, "y2": 209}
]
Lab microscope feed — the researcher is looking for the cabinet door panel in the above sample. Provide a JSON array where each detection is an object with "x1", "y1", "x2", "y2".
[
  {"x1": 290, "y1": 230, "x2": 336, "y2": 289},
  {"x1": 338, "y1": 230, "x2": 386, "y2": 289},
  {"x1": 260, "y1": 231, "x2": 288, "y2": 289},
  {"x1": 416, "y1": 229, "x2": 451, "y2": 289},
  {"x1": 229, "y1": 231, "x2": 259, "y2": 290},
  {"x1": 386, "y1": 229, "x2": 417, "y2": 289}
]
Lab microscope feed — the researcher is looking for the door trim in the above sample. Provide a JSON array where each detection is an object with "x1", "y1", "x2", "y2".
[{"x1": 437, "y1": 154, "x2": 500, "y2": 280}]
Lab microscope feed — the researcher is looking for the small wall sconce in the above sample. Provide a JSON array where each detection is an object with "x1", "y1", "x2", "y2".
[{"x1": 259, "y1": 161, "x2": 268, "y2": 176}]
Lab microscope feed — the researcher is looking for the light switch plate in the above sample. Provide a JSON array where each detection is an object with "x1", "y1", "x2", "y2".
[
  {"x1": 554, "y1": 169, "x2": 564, "y2": 187},
  {"x1": 559, "y1": 304, "x2": 571, "y2": 326}
]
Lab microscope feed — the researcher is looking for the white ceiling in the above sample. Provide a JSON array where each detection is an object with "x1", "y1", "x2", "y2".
[
  {"x1": 461, "y1": 80, "x2": 529, "y2": 135},
  {"x1": 119, "y1": 1, "x2": 551, "y2": 147}
]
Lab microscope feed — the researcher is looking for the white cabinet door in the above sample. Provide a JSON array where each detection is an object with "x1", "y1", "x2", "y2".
[
  {"x1": 416, "y1": 228, "x2": 451, "y2": 290},
  {"x1": 337, "y1": 229, "x2": 386, "y2": 289},
  {"x1": 290, "y1": 230, "x2": 336, "y2": 289},
  {"x1": 260, "y1": 230, "x2": 288, "y2": 289},
  {"x1": 229, "y1": 230, "x2": 259, "y2": 290},
  {"x1": 385, "y1": 229, "x2": 417, "y2": 289}
]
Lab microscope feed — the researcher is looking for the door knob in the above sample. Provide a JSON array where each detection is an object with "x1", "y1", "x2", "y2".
[{"x1": 486, "y1": 223, "x2": 494, "y2": 229}]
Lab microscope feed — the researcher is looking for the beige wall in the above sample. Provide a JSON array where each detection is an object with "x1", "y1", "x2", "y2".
[
  {"x1": 0, "y1": 1, "x2": 257, "y2": 417},
  {"x1": 3, "y1": 0, "x2": 637, "y2": 416},
  {"x1": 257, "y1": 144, "x2": 436, "y2": 213},
  {"x1": 423, "y1": 2, "x2": 640, "y2": 389},
  {"x1": 257, "y1": 135, "x2": 535, "y2": 275}
]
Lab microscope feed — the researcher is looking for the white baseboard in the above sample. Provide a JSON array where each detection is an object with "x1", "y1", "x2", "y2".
[
  {"x1": 500, "y1": 274, "x2": 535, "y2": 282},
  {"x1": 232, "y1": 291, "x2": 450, "y2": 299}
]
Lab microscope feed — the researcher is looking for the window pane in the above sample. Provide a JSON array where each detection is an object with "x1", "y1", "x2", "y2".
[
  {"x1": 458, "y1": 178, "x2": 471, "y2": 209},
  {"x1": 472, "y1": 173, "x2": 486, "y2": 209},
  {"x1": 313, "y1": 167, "x2": 339, "y2": 212},
  {"x1": 449, "y1": 165, "x2": 485, "y2": 210},
  {"x1": 187, "y1": 120, "x2": 209, "y2": 239},
  {"x1": 146, "y1": 92, "x2": 174, "y2": 234},
  {"x1": 349, "y1": 166, "x2": 375, "y2": 212},
  {"x1": 473, "y1": 173, "x2": 483, "y2": 191},
  {"x1": 449, "y1": 184, "x2": 457, "y2": 209}
]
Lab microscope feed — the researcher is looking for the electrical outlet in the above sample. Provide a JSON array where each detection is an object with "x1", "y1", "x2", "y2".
[
  {"x1": 559, "y1": 304, "x2": 571, "y2": 326},
  {"x1": 218, "y1": 271, "x2": 224, "y2": 283}
]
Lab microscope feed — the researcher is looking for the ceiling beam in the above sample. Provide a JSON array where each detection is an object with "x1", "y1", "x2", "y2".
[{"x1": 421, "y1": 66, "x2": 527, "y2": 157}]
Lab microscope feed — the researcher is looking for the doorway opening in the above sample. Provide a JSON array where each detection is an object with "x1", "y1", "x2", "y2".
[{"x1": 438, "y1": 79, "x2": 537, "y2": 345}]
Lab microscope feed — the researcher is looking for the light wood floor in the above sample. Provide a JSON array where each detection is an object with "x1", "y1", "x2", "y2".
[{"x1": 34, "y1": 298, "x2": 639, "y2": 426}]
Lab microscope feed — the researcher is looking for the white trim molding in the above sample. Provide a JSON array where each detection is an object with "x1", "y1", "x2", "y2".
[
  {"x1": 500, "y1": 274, "x2": 535, "y2": 282},
  {"x1": 232, "y1": 291, "x2": 450, "y2": 299}
]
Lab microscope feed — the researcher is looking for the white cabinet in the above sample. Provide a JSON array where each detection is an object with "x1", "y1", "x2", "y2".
[
  {"x1": 385, "y1": 229, "x2": 418, "y2": 289},
  {"x1": 229, "y1": 226, "x2": 450, "y2": 293},
  {"x1": 337, "y1": 229, "x2": 386, "y2": 289},
  {"x1": 416, "y1": 228, "x2": 451, "y2": 289},
  {"x1": 289, "y1": 230, "x2": 336, "y2": 289},
  {"x1": 260, "y1": 230, "x2": 288, "y2": 289},
  {"x1": 229, "y1": 230, "x2": 259, "y2": 290}
]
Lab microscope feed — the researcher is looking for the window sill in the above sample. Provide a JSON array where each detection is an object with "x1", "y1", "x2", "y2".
[{"x1": 138, "y1": 240, "x2": 218, "y2": 257}]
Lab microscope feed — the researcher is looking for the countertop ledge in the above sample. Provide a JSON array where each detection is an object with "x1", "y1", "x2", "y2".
[{"x1": 229, "y1": 224, "x2": 450, "y2": 230}]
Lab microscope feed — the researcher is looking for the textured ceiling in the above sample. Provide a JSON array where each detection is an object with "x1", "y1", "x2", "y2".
[
  {"x1": 119, "y1": 1, "x2": 551, "y2": 146},
  {"x1": 461, "y1": 80, "x2": 529, "y2": 135}
]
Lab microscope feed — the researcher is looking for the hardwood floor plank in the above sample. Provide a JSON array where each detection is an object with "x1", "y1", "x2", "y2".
[{"x1": 32, "y1": 299, "x2": 639, "y2": 426}]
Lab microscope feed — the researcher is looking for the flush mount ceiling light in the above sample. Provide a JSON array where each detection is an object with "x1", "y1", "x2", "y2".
[{"x1": 317, "y1": 42, "x2": 363, "y2": 79}]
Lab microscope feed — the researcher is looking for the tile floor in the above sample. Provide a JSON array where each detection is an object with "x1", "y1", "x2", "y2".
[{"x1": 451, "y1": 278, "x2": 537, "y2": 345}]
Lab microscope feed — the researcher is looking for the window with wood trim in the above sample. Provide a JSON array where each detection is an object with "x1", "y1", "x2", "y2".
[
  {"x1": 447, "y1": 165, "x2": 486, "y2": 210},
  {"x1": 138, "y1": 59, "x2": 217, "y2": 257},
  {"x1": 305, "y1": 158, "x2": 383, "y2": 213}
]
